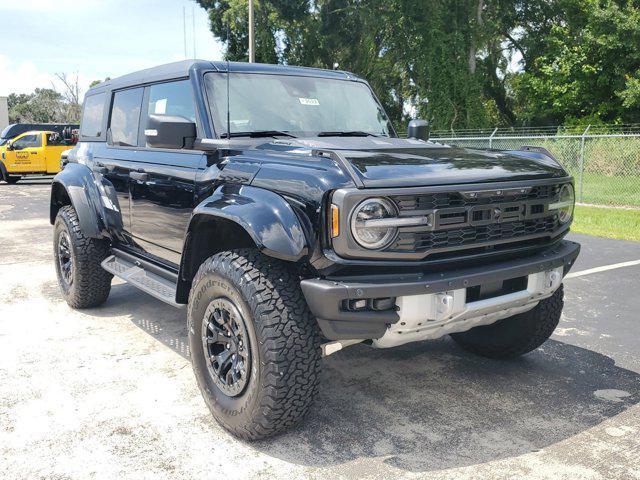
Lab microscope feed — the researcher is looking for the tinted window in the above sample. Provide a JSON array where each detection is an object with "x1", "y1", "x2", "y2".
[
  {"x1": 147, "y1": 80, "x2": 196, "y2": 122},
  {"x1": 110, "y1": 88, "x2": 143, "y2": 147},
  {"x1": 81, "y1": 93, "x2": 106, "y2": 138},
  {"x1": 12, "y1": 134, "x2": 41, "y2": 149}
]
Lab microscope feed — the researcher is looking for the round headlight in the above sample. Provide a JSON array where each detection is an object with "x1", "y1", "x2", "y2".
[
  {"x1": 557, "y1": 184, "x2": 575, "y2": 224},
  {"x1": 350, "y1": 198, "x2": 398, "y2": 249}
]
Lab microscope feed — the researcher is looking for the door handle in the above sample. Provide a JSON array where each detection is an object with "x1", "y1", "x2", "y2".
[{"x1": 130, "y1": 170, "x2": 149, "y2": 182}]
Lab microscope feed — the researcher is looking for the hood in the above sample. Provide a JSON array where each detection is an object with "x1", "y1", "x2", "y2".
[{"x1": 259, "y1": 137, "x2": 568, "y2": 188}]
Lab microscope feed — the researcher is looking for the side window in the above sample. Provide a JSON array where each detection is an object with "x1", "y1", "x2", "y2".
[
  {"x1": 47, "y1": 133, "x2": 64, "y2": 146},
  {"x1": 110, "y1": 88, "x2": 143, "y2": 147},
  {"x1": 80, "y1": 93, "x2": 106, "y2": 138},
  {"x1": 147, "y1": 80, "x2": 196, "y2": 123},
  {"x1": 12, "y1": 134, "x2": 41, "y2": 149}
]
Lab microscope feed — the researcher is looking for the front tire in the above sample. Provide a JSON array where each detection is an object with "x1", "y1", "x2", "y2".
[
  {"x1": 450, "y1": 285, "x2": 564, "y2": 359},
  {"x1": 188, "y1": 249, "x2": 322, "y2": 440},
  {"x1": 54, "y1": 205, "x2": 112, "y2": 308}
]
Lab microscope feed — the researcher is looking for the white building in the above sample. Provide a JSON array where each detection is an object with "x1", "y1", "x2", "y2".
[{"x1": 0, "y1": 96, "x2": 8, "y2": 132}]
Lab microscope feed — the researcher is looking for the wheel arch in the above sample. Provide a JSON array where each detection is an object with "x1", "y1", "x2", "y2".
[
  {"x1": 50, "y1": 163, "x2": 105, "y2": 239},
  {"x1": 176, "y1": 184, "x2": 310, "y2": 303}
]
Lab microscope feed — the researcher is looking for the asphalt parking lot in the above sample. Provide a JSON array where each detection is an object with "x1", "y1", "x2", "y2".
[{"x1": 1, "y1": 179, "x2": 639, "y2": 480}]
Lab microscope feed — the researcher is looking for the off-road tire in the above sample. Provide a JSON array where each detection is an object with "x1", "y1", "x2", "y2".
[
  {"x1": 54, "y1": 205, "x2": 112, "y2": 308},
  {"x1": 450, "y1": 285, "x2": 564, "y2": 359},
  {"x1": 4, "y1": 175, "x2": 20, "y2": 184},
  {"x1": 188, "y1": 249, "x2": 322, "y2": 440}
]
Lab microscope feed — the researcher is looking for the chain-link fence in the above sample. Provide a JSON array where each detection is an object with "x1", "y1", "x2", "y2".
[{"x1": 429, "y1": 125, "x2": 640, "y2": 208}]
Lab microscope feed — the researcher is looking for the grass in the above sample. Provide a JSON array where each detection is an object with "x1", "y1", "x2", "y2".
[
  {"x1": 573, "y1": 173, "x2": 640, "y2": 207},
  {"x1": 571, "y1": 205, "x2": 640, "y2": 242}
]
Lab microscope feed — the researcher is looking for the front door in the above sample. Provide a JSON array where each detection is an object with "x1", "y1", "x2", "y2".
[
  {"x1": 5, "y1": 133, "x2": 45, "y2": 172},
  {"x1": 129, "y1": 79, "x2": 202, "y2": 266},
  {"x1": 95, "y1": 87, "x2": 145, "y2": 240}
]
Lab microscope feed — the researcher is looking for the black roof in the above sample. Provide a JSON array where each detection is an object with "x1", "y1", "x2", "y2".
[{"x1": 86, "y1": 60, "x2": 361, "y2": 96}]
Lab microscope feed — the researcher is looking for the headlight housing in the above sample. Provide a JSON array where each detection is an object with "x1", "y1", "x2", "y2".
[
  {"x1": 350, "y1": 198, "x2": 398, "y2": 249},
  {"x1": 552, "y1": 183, "x2": 575, "y2": 224}
]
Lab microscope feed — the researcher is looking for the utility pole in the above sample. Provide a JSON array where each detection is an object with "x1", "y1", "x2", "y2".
[
  {"x1": 192, "y1": 6, "x2": 196, "y2": 58},
  {"x1": 248, "y1": 0, "x2": 255, "y2": 63},
  {"x1": 183, "y1": 6, "x2": 187, "y2": 59}
]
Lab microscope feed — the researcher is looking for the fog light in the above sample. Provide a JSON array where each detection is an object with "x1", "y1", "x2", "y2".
[
  {"x1": 371, "y1": 297, "x2": 395, "y2": 311},
  {"x1": 348, "y1": 299, "x2": 367, "y2": 311}
]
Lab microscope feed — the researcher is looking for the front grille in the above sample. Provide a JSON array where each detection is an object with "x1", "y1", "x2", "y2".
[
  {"x1": 385, "y1": 182, "x2": 565, "y2": 256},
  {"x1": 393, "y1": 184, "x2": 560, "y2": 212},
  {"x1": 392, "y1": 216, "x2": 559, "y2": 253}
]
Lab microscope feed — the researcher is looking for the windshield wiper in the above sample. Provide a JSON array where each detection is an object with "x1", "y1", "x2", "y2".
[
  {"x1": 317, "y1": 131, "x2": 379, "y2": 137},
  {"x1": 221, "y1": 130, "x2": 297, "y2": 139}
]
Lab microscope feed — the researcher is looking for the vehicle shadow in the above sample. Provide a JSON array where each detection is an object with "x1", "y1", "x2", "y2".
[
  {"x1": 1, "y1": 178, "x2": 54, "y2": 186},
  {"x1": 91, "y1": 283, "x2": 640, "y2": 473}
]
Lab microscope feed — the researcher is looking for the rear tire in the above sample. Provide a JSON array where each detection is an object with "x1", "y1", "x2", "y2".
[
  {"x1": 188, "y1": 249, "x2": 322, "y2": 440},
  {"x1": 54, "y1": 205, "x2": 112, "y2": 308},
  {"x1": 450, "y1": 285, "x2": 564, "y2": 359},
  {"x1": 4, "y1": 175, "x2": 20, "y2": 184}
]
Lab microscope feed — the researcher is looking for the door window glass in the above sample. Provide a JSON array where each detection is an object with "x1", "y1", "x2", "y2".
[
  {"x1": 47, "y1": 133, "x2": 67, "y2": 146},
  {"x1": 147, "y1": 80, "x2": 196, "y2": 123},
  {"x1": 80, "y1": 93, "x2": 106, "y2": 138},
  {"x1": 12, "y1": 134, "x2": 41, "y2": 149},
  {"x1": 110, "y1": 88, "x2": 143, "y2": 147}
]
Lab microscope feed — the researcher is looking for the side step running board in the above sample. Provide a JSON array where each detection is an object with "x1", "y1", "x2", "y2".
[{"x1": 101, "y1": 251, "x2": 183, "y2": 308}]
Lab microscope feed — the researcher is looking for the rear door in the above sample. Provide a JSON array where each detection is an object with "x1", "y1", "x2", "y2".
[
  {"x1": 5, "y1": 133, "x2": 45, "y2": 172},
  {"x1": 44, "y1": 133, "x2": 69, "y2": 173},
  {"x1": 129, "y1": 79, "x2": 203, "y2": 265}
]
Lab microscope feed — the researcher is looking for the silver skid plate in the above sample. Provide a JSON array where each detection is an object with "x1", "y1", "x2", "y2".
[{"x1": 373, "y1": 267, "x2": 564, "y2": 348}]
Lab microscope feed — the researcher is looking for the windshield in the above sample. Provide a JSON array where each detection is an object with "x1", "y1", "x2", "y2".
[
  {"x1": 205, "y1": 72, "x2": 393, "y2": 138},
  {"x1": 0, "y1": 125, "x2": 13, "y2": 144}
]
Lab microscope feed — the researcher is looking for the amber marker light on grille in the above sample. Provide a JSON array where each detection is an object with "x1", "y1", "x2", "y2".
[{"x1": 331, "y1": 204, "x2": 340, "y2": 238}]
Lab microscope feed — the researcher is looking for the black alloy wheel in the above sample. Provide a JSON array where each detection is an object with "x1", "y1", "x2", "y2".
[
  {"x1": 201, "y1": 297, "x2": 251, "y2": 397},
  {"x1": 57, "y1": 230, "x2": 74, "y2": 287}
]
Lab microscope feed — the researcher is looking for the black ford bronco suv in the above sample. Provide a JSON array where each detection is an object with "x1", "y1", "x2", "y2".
[{"x1": 50, "y1": 60, "x2": 580, "y2": 440}]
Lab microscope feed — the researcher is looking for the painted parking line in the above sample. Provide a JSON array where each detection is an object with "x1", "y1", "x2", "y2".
[{"x1": 565, "y1": 259, "x2": 640, "y2": 279}]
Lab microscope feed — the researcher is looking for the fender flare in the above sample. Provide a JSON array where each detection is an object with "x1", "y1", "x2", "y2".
[
  {"x1": 50, "y1": 163, "x2": 105, "y2": 238},
  {"x1": 189, "y1": 184, "x2": 309, "y2": 261},
  {"x1": 176, "y1": 184, "x2": 310, "y2": 302}
]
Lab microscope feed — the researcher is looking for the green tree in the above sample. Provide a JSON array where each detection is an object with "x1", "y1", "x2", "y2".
[
  {"x1": 195, "y1": 0, "x2": 640, "y2": 129},
  {"x1": 8, "y1": 89, "x2": 65, "y2": 123},
  {"x1": 509, "y1": 0, "x2": 640, "y2": 125},
  {"x1": 7, "y1": 72, "x2": 87, "y2": 124}
]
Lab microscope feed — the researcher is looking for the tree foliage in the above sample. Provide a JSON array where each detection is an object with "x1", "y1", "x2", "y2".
[
  {"x1": 8, "y1": 89, "x2": 66, "y2": 124},
  {"x1": 196, "y1": 0, "x2": 640, "y2": 130},
  {"x1": 8, "y1": 73, "x2": 84, "y2": 124}
]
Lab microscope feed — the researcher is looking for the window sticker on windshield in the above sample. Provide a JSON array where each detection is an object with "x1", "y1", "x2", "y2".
[
  {"x1": 299, "y1": 97, "x2": 320, "y2": 106},
  {"x1": 154, "y1": 99, "x2": 167, "y2": 114}
]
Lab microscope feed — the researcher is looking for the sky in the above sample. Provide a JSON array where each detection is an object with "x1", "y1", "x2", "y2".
[{"x1": 0, "y1": 0, "x2": 224, "y2": 98}]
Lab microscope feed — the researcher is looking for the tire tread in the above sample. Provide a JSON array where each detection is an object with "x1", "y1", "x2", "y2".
[
  {"x1": 55, "y1": 205, "x2": 112, "y2": 309},
  {"x1": 451, "y1": 285, "x2": 564, "y2": 359},
  {"x1": 188, "y1": 249, "x2": 321, "y2": 440}
]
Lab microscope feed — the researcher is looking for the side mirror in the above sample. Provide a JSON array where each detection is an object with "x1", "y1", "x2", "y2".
[
  {"x1": 145, "y1": 114, "x2": 196, "y2": 149},
  {"x1": 6, "y1": 142, "x2": 13, "y2": 151},
  {"x1": 407, "y1": 119, "x2": 430, "y2": 141}
]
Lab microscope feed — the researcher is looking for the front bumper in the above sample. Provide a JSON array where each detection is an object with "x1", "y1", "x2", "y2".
[{"x1": 300, "y1": 240, "x2": 580, "y2": 343}]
